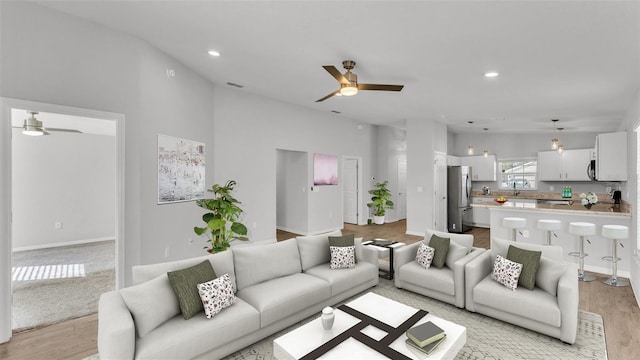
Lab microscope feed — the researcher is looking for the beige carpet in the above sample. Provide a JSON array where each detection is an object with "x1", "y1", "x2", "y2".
[{"x1": 12, "y1": 240, "x2": 115, "y2": 332}]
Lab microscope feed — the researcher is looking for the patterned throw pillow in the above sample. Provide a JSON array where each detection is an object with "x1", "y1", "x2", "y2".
[
  {"x1": 330, "y1": 246, "x2": 356, "y2": 269},
  {"x1": 197, "y1": 273, "x2": 236, "y2": 319},
  {"x1": 416, "y1": 242, "x2": 435, "y2": 269},
  {"x1": 491, "y1": 255, "x2": 523, "y2": 291}
]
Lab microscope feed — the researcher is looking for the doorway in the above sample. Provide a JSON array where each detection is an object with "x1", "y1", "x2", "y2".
[
  {"x1": 342, "y1": 156, "x2": 362, "y2": 225},
  {"x1": 433, "y1": 151, "x2": 447, "y2": 231},
  {"x1": 0, "y1": 98, "x2": 125, "y2": 343}
]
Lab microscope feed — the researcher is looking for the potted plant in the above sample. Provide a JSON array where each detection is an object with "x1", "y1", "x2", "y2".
[
  {"x1": 194, "y1": 180, "x2": 249, "y2": 253},
  {"x1": 367, "y1": 181, "x2": 394, "y2": 225}
]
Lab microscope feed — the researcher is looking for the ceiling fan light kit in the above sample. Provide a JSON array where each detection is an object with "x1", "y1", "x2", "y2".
[
  {"x1": 13, "y1": 110, "x2": 83, "y2": 136},
  {"x1": 316, "y1": 60, "x2": 404, "y2": 102}
]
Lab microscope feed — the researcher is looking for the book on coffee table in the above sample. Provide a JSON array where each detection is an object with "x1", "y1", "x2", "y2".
[
  {"x1": 406, "y1": 321, "x2": 445, "y2": 347},
  {"x1": 405, "y1": 334, "x2": 447, "y2": 355}
]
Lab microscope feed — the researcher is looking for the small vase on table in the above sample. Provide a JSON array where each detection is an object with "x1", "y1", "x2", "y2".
[{"x1": 321, "y1": 307, "x2": 335, "y2": 330}]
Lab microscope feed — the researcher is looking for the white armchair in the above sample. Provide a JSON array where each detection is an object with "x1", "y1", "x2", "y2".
[
  {"x1": 465, "y1": 237, "x2": 579, "y2": 344},
  {"x1": 394, "y1": 229, "x2": 485, "y2": 308}
]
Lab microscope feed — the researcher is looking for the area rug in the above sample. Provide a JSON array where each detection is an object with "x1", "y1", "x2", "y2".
[{"x1": 223, "y1": 279, "x2": 607, "y2": 360}]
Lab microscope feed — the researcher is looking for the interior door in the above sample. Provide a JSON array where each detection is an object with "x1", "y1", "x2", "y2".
[
  {"x1": 397, "y1": 159, "x2": 407, "y2": 220},
  {"x1": 434, "y1": 152, "x2": 447, "y2": 231},
  {"x1": 342, "y1": 158, "x2": 358, "y2": 224}
]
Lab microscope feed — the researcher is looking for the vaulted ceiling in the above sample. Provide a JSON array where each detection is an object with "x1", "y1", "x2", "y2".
[{"x1": 37, "y1": 1, "x2": 639, "y2": 134}]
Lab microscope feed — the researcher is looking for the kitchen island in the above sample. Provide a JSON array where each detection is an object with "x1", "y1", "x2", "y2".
[{"x1": 481, "y1": 199, "x2": 631, "y2": 277}]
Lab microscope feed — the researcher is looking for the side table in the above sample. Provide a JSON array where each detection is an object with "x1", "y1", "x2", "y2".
[{"x1": 363, "y1": 239, "x2": 405, "y2": 280}]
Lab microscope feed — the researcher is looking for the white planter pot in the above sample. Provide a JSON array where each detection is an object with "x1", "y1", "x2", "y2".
[{"x1": 373, "y1": 215, "x2": 385, "y2": 225}]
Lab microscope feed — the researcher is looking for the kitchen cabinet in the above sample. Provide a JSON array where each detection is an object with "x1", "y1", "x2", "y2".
[
  {"x1": 471, "y1": 198, "x2": 491, "y2": 228},
  {"x1": 596, "y1": 132, "x2": 627, "y2": 181},
  {"x1": 447, "y1": 155, "x2": 461, "y2": 166},
  {"x1": 461, "y1": 155, "x2": 496, "y2": 181},
  {"x1": 537, "y1": 149, "x2": 592, "y2": 181}
]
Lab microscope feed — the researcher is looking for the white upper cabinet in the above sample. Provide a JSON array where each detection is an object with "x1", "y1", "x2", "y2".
[
  {"x1": 538, "y1": 149, "x2": 592, "y2": 181},
  {"x1": 447, "y1": 155, "x2": 461, "y2": 166},
  {"x1": 596, "y1": 132, "x2": 627, "y2": 181},
  {"x1": 461, "y1": 155, "x2": 497, "y2": 181}
]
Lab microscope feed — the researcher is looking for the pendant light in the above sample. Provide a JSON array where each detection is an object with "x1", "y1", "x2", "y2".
[
  {"x1": 550, "y1": 119, "x2": 559, "y2": 149},
  {"x1": 467, "y1": 121, "x2": 474, "y2": 155},
  {"x1": 483, "y1": 128, "x2": 489, "y2": 158},
  {"x1": 557, "y1": 127, "x2": 564, "y2": 153}
]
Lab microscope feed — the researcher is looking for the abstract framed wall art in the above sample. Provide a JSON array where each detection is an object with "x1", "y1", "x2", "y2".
[
  {"x1": 313, "y1": 153, "x2": 338, "y2": 186},
  {"x1": 157, "y1": 134, "x2": 206, "y2": 204}
]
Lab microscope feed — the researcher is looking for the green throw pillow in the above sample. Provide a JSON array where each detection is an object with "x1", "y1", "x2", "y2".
[
  {"x1": 506, "y1": 245, "x2": 541, "y2": 290},
  {"x1": 167, "y1": 260, "x2": 216, "y2": 319},
  {"x1": 329, "y1": 234, "x2": 357, "y2": 262},
  {"x1": 427, "y1": 235, "x2": 450, "y2": 269}
]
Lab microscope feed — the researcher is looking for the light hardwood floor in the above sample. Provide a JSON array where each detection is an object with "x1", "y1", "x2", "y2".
[{"x1": 1, "y1": 221, "x2": 638, "y2": 360}]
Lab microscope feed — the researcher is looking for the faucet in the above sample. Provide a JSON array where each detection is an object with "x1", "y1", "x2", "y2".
[{"x1": 513, "y1": 182, "x2": 520, "y2": 197}]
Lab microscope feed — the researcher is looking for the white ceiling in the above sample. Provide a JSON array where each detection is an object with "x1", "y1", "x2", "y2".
[{"x1": 37, "y1": 0, "x2": 639, "y2": 134}]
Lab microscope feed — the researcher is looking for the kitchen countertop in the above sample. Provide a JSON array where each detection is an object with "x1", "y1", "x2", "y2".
[{"x1": 472, "y1": 199, "x2": 630, "y2": 217}]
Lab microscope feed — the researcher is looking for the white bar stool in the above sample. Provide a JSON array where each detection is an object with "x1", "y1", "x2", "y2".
[
  {"x1": 503, "y1": 217, "x2": 526, "y2": 241},
  {"x1": 568, "y1": 222, "x2": 596, "y2": 282},
  {"x1": 601, "y1": 225, "x2": 629, "y2": 287},
  {"x1": 538, "y1": 219, "x2": 561, "y2": 246}
]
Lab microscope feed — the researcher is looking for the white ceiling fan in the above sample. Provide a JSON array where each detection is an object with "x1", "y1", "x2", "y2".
[{"x1": 13, "y1": 111, "x2": 82, "y2": 136}]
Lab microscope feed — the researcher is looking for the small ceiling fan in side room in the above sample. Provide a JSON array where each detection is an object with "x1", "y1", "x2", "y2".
[
  {"x1": 315, "y1": 60, "x2": 404, "y2": 102},
  {"x1": 13, "y1": 111, "x2": 82, "y2": 136}
]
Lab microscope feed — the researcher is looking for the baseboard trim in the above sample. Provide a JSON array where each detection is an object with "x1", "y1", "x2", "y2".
[
  {"x1": 583, "y1": 264, "x2": 630, "y2": 279},
  {"x1": 406, "y1": 230, "x2": 425, "y2": 237},
  {"x1": 276, "y1": 226, "x2": 306, "y2": 236},
  {"x1": 12, "y1": 237, "x2": 114, "y2": 252}
]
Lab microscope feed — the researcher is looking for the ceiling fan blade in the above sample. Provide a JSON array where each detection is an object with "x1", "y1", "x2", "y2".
[
  {"x1": 357, "y1": 84, "x2": 404, "y2": 91},
  {"x1": 315, "y1": 90, "x2": 340, "y2": 102},
  {"x1": 45, "y1": 128, "x2": 83, "y2": 133},
  {"x1": 323, "y1": 66, "x2": 350, "y2": 84}
]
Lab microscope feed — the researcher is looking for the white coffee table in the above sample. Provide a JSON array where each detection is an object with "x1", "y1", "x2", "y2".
[{"x1": 273, "y1": 292, "x2": 466, "y2": 360}]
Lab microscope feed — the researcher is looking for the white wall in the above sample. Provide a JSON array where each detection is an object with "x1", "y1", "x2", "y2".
[
  {"x1": 406, "y1": 119, "x2": 447, "y2": 235},
  {"x1": 11, "y1": 130, "x2": 115, "y2": 249},
  {"x1": 623, "y1": 90, "x2": 640, "y2": 306},
  {"x1": 376, "y1": 126, "x2": 407, "y2": 223},
  {"x1": 276, "y1": 149, "x2": 308, "y2": 235},
  {"x1": 211, "y1": 88, "x2": 377, "y2": 241}
]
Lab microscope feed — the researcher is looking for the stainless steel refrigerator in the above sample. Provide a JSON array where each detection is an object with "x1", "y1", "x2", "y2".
[{"x1": 447, "y1": 166, "x2": 473, "y2": 233}]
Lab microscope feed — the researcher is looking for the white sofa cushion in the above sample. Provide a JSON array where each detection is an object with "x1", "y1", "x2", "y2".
[
  {"x1": 233, "y1": 238, "x2": 302, "y2": 291},
  {"x1": 473, "y1": 275, "x2": 562, "y2": 327},
  {"x1": 237, "y1": 273, "x2": 331, "y2": 327},
  {"x1": 135, "y1": 298, "x2": 260, "y2": 360},
  {"x1": 305, "y1": 261, "x2": 377, "y2": 296},
  {"x1": 296, "y1": 230, "x2": 341, "y2": 271},
  {"x1": 445, "y1": 240, "x2": 469, "y2": 269},
  {"x1": 132, "y1": 250, "x2": 237, "y2": 291},
  {"x1": 397, "y1": 261, "x2": 455, "y2": 296},
  {"x1": 119, "y1": 273, "x2": 179, "y2": 338},
  {"x1": 536, "y1": 256, "x2": 568, "y2": 296}
]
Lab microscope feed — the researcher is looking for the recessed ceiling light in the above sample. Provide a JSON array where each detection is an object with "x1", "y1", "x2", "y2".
[
  {"x1": 484, "y1": 72, "x2": 499, "y2": 78},
  {"x1": 208, "y1": 50, "x2": 221, "y2": 57}
]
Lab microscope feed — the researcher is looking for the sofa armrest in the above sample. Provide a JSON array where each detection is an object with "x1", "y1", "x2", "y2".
[
  {"x1": 393, "y1": 242, "x2": 420, "y2": 274},
  {"x1": 361, "y1": 245, "x2": 378, "y2": 265},
  {"x1": 557, "y1": 263, "x2": 579, "y2": 344},
  {"x1": 98, "y1": 291, "x2": 136, "y2": 360},
  {"x1": 464, "y1": 250, "x2": 492, "y2": 312},
  {"x1": 452, "y1": 247, "x2": 486, "y2": 308}
]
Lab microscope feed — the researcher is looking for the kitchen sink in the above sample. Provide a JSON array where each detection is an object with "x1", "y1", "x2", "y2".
[{"x1": 537, "y1": 199, "x2": 574, "y2": 205}]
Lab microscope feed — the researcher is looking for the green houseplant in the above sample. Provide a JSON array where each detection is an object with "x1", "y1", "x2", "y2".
[
  {"x1": 367, "y1": 180, "x2": 394, "y2": 225},
  {"x1": 194, "y1": 180, "x2": 249, "y2": 253}
]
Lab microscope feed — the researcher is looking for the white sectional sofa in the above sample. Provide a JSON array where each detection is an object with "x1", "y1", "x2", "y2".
[{"x1": 97, "y1": 231, "x2": 378, "y2": 359}]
